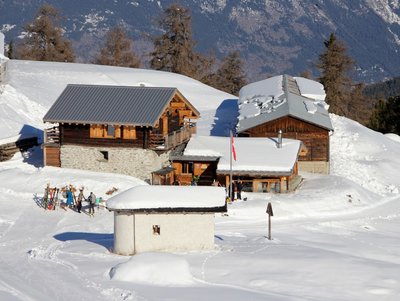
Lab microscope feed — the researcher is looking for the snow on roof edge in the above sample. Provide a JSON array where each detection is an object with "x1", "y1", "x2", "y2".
[{"x1": 107, "y1": 185, "x2": 227, "y2": 211}]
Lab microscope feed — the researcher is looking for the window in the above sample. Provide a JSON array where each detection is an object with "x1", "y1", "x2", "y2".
[
  {"x1": 152, "y1": 225, "x2": 160, "y2": 235},
  {"x1": 183, "y1": 162, "x2": 194, "y2": 174},
  {"x1": 100, "y1": 151, "x2": 108, "y2": 161},
  {"x1": 107, "y1": 125, "x2": 115, "y2": 137},
  {"x1": 90, "y1": 125, "x2": 121, "y2": 139}
]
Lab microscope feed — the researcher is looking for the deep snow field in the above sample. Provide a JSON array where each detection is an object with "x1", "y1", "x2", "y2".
[{"x1": 0, "y1": 60, "x2": 400, "y2": 301}]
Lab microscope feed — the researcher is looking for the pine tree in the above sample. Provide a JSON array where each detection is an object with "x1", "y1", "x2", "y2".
[
  {"x1": 94, "y1": 26, "x2": 140, "y2": 68},
  {"x1": 316, "y1": 33, "x2": 354, "y2": 115},
  {"x1": 368, "y1": 98, "x2": 388, "y2": 132},
  {"x1": 214, "y1": 51, "x2": 247, "y2": 96},
  {"x1": 346, "y1": 83, "x2": 371, "y2": 125},
  {"x1": 150, "y1": 4, "x2": 204, "y2": 79},
  {"x1": 198, "y1": 51, "x2": 217, "y2": 86},
  {"x1": 368, "y1": 96, "x2": 400, "y2": 134},
  {"x1": 16, "y1": 4, "x2": 75, "y2": 62}
]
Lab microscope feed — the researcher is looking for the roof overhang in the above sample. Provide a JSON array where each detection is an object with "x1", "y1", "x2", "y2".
[{"x1": 108, "y1": 205, "x2": 227, "y2": 214}]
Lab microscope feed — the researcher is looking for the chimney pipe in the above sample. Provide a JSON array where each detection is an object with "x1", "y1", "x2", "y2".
[{"x1": 277, "y1": 129, "x2": 283, "y2": 148}]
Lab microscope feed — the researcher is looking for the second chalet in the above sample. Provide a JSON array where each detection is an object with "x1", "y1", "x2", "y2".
[
  {"x1": 42, "y1": 84, "x2": 200, "y2": 182},
  {"x1": 237, "y1": 75, "x2": 334, "y2": 174}
]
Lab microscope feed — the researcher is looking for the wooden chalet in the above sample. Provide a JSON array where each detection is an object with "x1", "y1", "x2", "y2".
[
  {"x1": 170, "y1": 135, "x2": 302, "y2": 193},
  {"x1": 237, "y1": 75, "x2": 333, "y2": 174},
  {"x1": 42, "y1": 84, "x2": 199, "y2": 180}
]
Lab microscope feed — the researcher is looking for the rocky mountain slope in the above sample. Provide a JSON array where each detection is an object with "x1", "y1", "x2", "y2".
[{"x1": 1, "y1": 0, "x2": 399, "y2": 82}]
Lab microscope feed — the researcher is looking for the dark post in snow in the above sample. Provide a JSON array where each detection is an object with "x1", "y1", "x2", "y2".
[{"x1": 266, "y1": 202, "x2": 274, "y2": 240}]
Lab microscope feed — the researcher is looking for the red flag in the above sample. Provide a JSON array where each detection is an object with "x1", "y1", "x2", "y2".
[{"x1": 231, "y1": 133, "x2": 237, "y2": 161}]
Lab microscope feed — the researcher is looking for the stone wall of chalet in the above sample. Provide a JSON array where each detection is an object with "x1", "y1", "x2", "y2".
[{"x1": 61, "y1": 145, "x2": 170, "y2": 182}]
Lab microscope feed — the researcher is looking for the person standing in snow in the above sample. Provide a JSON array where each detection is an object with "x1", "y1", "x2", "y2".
[
  {"x1": 66, "y1": 187, "x2": 74, "y2": 208},
  {"x1": 228, "y1": 181, "x2": 236, "y2": 202},
  {"x1": 236, "y1": 180, "x2": 243, "y2": 200},
  {"x1": 76, "y1": 188, "x2": 85, "y2": 213},
  {"x1": 87, "y1": 192, "x2": 96, "y2": 216}
]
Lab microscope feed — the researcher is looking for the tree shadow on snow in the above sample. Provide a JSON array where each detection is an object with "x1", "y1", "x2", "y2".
[
  {"x1": 54, "y1": 232, "x2": 113, "y2": 250},
  {"x1": 210, "y1": 99, "x2": 239, "y2": 136}
]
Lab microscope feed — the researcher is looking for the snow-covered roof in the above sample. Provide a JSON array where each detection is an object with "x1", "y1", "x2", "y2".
[
  {"x1": 183, "y1": 135, "x2": 301, "y2": 175},
  {"x1": 106, "y1": 185, "x2": 227, "y2": 212},
  {"x1": 237, "y1": 75, "x2": 333, "y2": 133}
]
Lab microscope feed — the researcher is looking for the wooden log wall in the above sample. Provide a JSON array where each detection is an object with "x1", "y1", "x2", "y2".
[
  {"x1": 61, "y1": 124, "x2": 148, "y2": 148},
  {"x1": 242, "y1": 116, "x2": 330, "y2": 162},
  {"x1": 44, "y1": 146, "x2": 60, "y2": 167}
]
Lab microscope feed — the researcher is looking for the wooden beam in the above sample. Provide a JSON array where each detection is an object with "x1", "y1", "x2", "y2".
[{"x1": 170, "y1": 102, "x2": 186, "y2": 109}]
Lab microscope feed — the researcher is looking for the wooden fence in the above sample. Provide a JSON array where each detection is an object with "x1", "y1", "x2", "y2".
[{"x1": 0, "y1": 137, "x2": 38, "y2": 161}]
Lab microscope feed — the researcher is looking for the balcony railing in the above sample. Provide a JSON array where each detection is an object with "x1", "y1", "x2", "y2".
[
  {"x1": 44, "y1": 126, "x2": 60, "y2": 145},
  {"x1": 149, "y1": 125, "x2": 196, "y2": 150}
]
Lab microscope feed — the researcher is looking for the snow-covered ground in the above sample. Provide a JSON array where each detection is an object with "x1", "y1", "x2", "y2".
[{"x1": 1, "y1": 60, "x2": 400, "y2": 301}]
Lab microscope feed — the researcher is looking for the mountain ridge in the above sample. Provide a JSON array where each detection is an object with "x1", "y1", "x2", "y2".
[{"x1": 1, "y1": 0, "x2": 399, "y2": 83}]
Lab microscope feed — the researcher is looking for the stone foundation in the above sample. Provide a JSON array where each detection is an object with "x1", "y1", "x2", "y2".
[{"x1": 61, "y1": 145, "x2": 170, "y2": 182}]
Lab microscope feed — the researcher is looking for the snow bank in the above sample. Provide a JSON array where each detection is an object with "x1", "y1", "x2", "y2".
[
  {"x1": 385, "y1": 133, "x2": 400, "y2": 143},
  {"x1": 109, "y1": 253, "x2": 195, "y2": 286},
  {"x1": 226, "y1": 173, "x2": 382, "y2": 221},
  {"x1": 330, "y1": 114, "x2": 400, "y2": 195}
]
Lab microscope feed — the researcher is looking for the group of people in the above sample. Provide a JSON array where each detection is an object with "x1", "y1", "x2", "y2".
[
  {"x1": 228, "y1": 179, "x2": 243, "y2": 202},
  {"x1": 65, "y1": 186, "x2": 97, "y2": 216},
  {"x1": 174, "y1": 177, "x2": 245, "y2": 202},
  {"x1": 212, "y1": 179, "x2": 243, "y2": 202}
]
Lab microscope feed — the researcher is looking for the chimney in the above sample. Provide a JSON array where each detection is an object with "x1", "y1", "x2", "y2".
[{"x1": 277, "y1": 129, "x2": 283, "y2": 148}]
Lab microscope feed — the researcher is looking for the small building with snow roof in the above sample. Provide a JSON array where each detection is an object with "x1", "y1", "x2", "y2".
[
  {"x1": 237, "y1": 75, "x2": 333, "y2": 174},
  {"x1": 106, "y1": 185, "x2": 226, "y2": 255},
  {"x1": 171, "y1": 135, "x2": 302, "y2": 193}
]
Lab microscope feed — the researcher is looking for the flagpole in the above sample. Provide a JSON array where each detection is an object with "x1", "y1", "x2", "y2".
[{"x1": 229, "y1": 130, "x2": 233, "y2": 202}]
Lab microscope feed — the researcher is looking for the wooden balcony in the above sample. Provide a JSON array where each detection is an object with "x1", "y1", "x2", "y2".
[
  {"x1": 149, "y1": 125, "x2": 196, "y2": 151},
  {"x1": 43, "y1": 126, "x2": 60, "y2": 146},
  {"x1": 43, "y1": 124, "x2": 196, "y2": 151}
]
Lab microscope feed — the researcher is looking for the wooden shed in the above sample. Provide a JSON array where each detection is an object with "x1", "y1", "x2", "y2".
[
  {"x1": 106, "y1": 185, "x2": 227, "y2": 255},
  {"x1": 237, "y1": 75, "x2": 333, "y2": 174}
]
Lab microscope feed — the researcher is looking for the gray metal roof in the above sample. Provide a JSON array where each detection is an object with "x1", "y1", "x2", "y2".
[
  {"x1": 237, "y1": 75, "x2": 333, "y2": 133},
  {"x1": 43, "y1": 84, "x2": 183, "y2": 126}
]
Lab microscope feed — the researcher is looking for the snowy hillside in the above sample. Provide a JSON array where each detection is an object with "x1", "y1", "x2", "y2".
[
  {"x1": 0, "y1": 61, "x2": 400, "y2": 300},
  {"x1": 0, "y1": 60, "x2": 236, "y2": 142}
]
